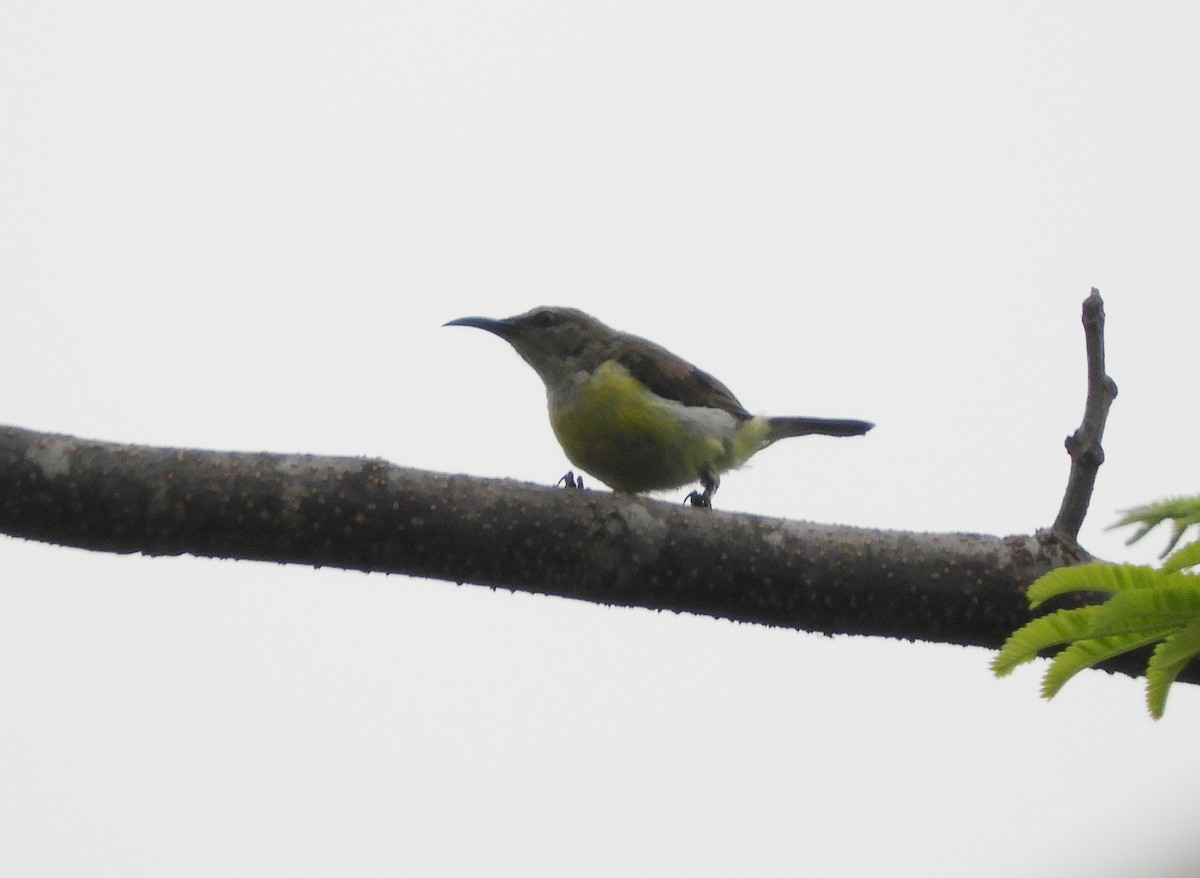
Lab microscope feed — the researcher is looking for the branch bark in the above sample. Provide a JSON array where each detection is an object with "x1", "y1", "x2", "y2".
[{"x1": 0, "y1": 422, "x2": 1063, "y2": 647}]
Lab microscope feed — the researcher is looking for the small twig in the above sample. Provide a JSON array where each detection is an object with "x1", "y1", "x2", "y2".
[{"x1": 1051, "y1": 288, "x2": 1119, "y2": 541}]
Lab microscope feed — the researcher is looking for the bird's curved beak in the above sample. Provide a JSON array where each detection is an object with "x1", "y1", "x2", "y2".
[{"x1": 444, "y1": 315, "x2": 514, "y2": 338}]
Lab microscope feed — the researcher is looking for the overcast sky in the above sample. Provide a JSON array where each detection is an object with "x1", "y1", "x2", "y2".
[{"x1": 3, "y1": 3, "x2": 1200, "y2": 876}]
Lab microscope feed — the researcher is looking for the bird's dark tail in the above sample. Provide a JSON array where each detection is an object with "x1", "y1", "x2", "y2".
[{"x1": 766, "y1": 416, "x2": 874, "y2": 441}]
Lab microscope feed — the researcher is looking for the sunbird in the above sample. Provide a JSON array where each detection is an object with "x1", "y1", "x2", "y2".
[{"x1": 447, "y1": 307, "x2": 872, "y2": 506}]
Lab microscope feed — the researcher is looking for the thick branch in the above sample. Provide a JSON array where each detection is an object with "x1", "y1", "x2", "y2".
[
  {"x1": 1051, "y1": 288, "x2": 1118, "y2": 541},
  {"x1": 2, "y1": 423, "x2": 1185, "y2": 685}
]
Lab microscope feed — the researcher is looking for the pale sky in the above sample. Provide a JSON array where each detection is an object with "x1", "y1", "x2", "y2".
[{"x1": 3, "y1": 3, "x2": 1200, "y2": 876}]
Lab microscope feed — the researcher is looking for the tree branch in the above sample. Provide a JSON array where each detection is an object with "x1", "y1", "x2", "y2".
[
  {"x1": 0, "y1": 422, "x2": 1051, "y2": 640},
  {"x1": 1051, "y1": 288, "x2": 1118, "y2": 542},
  {"x1": 0, "y1": 421, "x2": 1188, "y2": 684}
]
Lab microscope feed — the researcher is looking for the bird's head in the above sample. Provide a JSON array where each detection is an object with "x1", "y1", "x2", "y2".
[{"x1": 445, "y1": 306, "x2": 616, "y2": 388}]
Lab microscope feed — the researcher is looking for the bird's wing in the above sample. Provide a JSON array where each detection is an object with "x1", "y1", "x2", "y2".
[{"x1": 611, "y1": 335, "x2": 752, "y2": 419}]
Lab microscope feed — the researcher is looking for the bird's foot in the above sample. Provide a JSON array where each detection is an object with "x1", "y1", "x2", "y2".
[
  {"x1": 558, "y1": 471, "x2": 585, "y2": 490},
  {"x1": 684, "y1": 474, "x2": 718, "y2": 509}
]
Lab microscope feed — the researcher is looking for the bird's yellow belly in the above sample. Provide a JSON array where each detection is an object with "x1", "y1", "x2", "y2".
[{"x1": 548, "y1": 362, "x2": 763, "y2": 493}]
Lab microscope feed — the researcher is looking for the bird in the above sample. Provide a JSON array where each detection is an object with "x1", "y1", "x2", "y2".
[{"x1": 445, "y1": 306, "x2": 873, "y2": 507}]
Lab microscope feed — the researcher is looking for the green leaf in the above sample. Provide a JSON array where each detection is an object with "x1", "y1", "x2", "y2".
[
  {"x1": 1146, "y1": 617, "x2": 1200, "y2": 719},
  {"x1": 1111, "y1": 495, "x2": 1200, "y2": 555},
  {"x1": 1163, "y1": 539, "x2": 1200, "y2": 573},
  {"x1": 996, "y1": 495, "x2": 1200, "y2": 718},
  {"x1": 991, "y1": 606, "x2": 1099, "y2": 677},
  {"x1": 1025, "y1": 563, "x2": 1161, "y2": 608},
  {"x1": 1041, "y1": 630, "x2": 1178, "y2": 699},
  {"x1": 1084, "y1": 577, "x2": 1200, "y2": 636}
]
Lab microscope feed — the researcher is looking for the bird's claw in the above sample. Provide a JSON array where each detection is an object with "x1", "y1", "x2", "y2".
[
  {"x1": 685, "y1": 474, "x2": 718, "y2": 508},
  {"x1": 558, "y1": 471, "x2": 585, "y2": 490}
]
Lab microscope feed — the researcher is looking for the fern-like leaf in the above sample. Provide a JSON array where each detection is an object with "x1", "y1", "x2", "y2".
[
  {"x1": 1146, "y1": 618, "x2": 1200, "y2": 718},
  {"x1": 1041, "y1": 630, "x2": 1178, "y2": 699},
  {"x1": 991, "y1": 606, "x2": 1098, "y2": 677},
  {"x1": 1163, "y1": 539, "x2": 1200, "y2": 573},
  {"x1": 1111, "y1": 495, "x2": 1200, "y2": 555},
  {"x1": 1025, "y1": 563, "x2": 1161, "y2": 608},
  {"x1": 997, "y1": 496, "x2": 1200, "y2": 718},
  {"x1": 1083, "y1": 577, "x2": 1200, "y2": 636}
]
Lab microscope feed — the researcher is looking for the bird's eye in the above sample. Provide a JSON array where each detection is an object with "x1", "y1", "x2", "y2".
[{"x1": 529, "y1": 309, "x2": 559, "y2": 328}]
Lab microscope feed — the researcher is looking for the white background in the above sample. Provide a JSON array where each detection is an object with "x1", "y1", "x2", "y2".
[{"x1": 3, "y1": 3, "x2": 1199, "y2": 876}]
